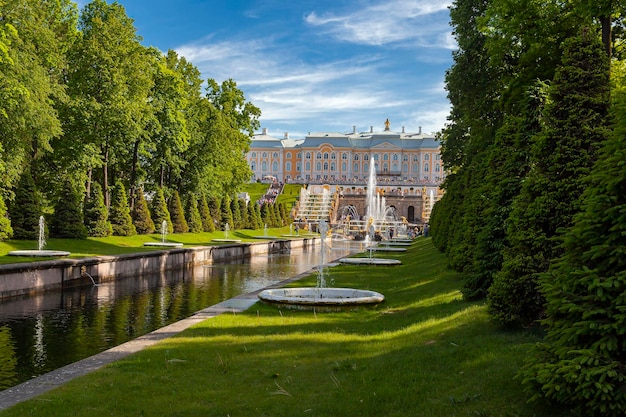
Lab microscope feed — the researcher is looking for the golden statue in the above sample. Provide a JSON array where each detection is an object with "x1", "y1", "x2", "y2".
[{"x1": 384, "y1": 118, "x2": 390, "y2": 131}]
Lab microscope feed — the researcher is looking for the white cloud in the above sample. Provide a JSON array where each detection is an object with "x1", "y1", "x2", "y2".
[{"x1": 304, "y1": 0, "x2": 453, "y2": 49}]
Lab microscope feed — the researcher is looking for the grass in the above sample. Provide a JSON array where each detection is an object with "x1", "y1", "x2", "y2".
[
  {"x1": 0, "y1": 238, "x2": 570, "y2": 416},
  {"x1": 276, "y1": 183, "x2": 302, "y2": 208},
  {"x1": 242, "y1": 182, "x2": 272, "y2": 204},
  {"x1": 0, "y1": 226, "x2": 299, "y2": 264}
]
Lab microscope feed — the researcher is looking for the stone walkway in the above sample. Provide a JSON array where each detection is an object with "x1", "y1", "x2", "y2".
[{"x1": 0, "y1": 292, "x2": 262, "y2": 411}]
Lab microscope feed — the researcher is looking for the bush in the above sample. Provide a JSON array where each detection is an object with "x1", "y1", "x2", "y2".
[
  {"x1": 0, "y1": 193, "x2": 13, "y2": 240},
  {"x1": 199, "y1": 194, "x2": 214, "y2": 232},
  {"x1": 185, "y1": 194, "x2": 203, "y2": 233},
  {"x1": 150, "y1": 187, "x2": 172, "y2": 233}
]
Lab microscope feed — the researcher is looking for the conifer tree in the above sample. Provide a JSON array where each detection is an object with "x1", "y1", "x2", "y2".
[
  {"x1": 150, "y1": 187, "x2": 172, "y2": 233},
  {"x1": 238, "y1": 199, "x2": 248, "y2": 229},
  {"x1": 9, "y1": 171, "x2": 42, "y2": 240},
  {"x1": 246, "y1": 202, "x2": 258, "y2": 230},
  {"x1": 185, "y1": 194, "x2": 203, "y2": 233},
  {"x1": 220, "y1": 195, "x2": 233, "y2": 230},
  {"x1": 253, "y1": 202, "x2": 263, "y2": 230},
  {"x1": 199, "y1": 194, "x2": 215, "y2": 232},
  {"x1": 109, "y1": 180, "x2": 137, "y2": 236},
  {"x1": 0, "y1": 193, "x2": 14, "y2": 240},
  {"x1": 521, "y1": 68, "x2": 626, "y2": 417},
  {"x1": 168, "y1": 190, "x2": 188, "y2": 233},
  {"x1": 208, "y1": 195, "x2": 221, "y2": 229},
  {"x1": 488, "y1": 32, "x2": 611, "y2": 326},
  {"x1": 84, "y1": 182, "x2": 112, "y2": 237},
  {"x1": 50, "y1": 179, "x2": 87, "y2": 239},
  {"x1": 231, "y1": 197, "x2": 242, "y2": 229},
  {"x1": 132, "y1": 187, "x2": 155, "y2": 234}
]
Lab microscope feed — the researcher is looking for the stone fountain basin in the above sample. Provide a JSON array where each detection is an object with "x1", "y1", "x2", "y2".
[
  {"x1": 339, "y1": 257, "x2": 401, "y2": 265},
  {"x1": 143, "y1": 242, "x2": 183, "y2": 247},
  {"x1": 258, "y1": 287, "x2": 384, "y2": 306},
  {"x1": 8, "y1": 250, "x2": 70, "y2": 257}
]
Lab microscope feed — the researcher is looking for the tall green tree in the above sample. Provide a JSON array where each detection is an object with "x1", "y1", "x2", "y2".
[
  {"x1": 61, "y1": 0, "x2": 153, "y2": 207},
  {"x1": 220, "y1": 195, "x2": 233, "y2": 230},
  {"x1": 0, "y1": 193, "x2": 13, "y2": 240},
  {"x1": 488, "y1": 31, "x2": 611, "y2": 326},
  {"x1": 521, "y1": 62, "x2": 626, "y2": 417},
  {"x1": 0, "y1": 0, "x2": 76, "y2": 192}
]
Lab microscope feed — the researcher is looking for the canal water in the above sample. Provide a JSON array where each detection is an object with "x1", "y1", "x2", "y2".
[{"x1": 0, "y1": 243, "x2": 360, "y2": 391}]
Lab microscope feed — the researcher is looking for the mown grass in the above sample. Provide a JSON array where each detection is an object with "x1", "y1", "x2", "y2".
[
  {"x1": 0, "y1": 238, "x2": 570, "y2": 416},
  {"x1": 0, "y1": 226, "x2": 298, "y2": 264}
]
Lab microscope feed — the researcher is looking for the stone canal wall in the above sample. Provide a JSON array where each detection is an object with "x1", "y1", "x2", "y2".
[{"x1": 0, "y1": 238, "x2": 317, "y2": 299}]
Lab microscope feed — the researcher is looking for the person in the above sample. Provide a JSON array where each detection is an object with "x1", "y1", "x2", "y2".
[{"x1": 295, "y1": 223, "x2": 300, "y2": 235}]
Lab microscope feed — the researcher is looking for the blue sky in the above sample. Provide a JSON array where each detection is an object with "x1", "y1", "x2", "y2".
[{"x1": 82, "y1": 0, "x2": 455, "y2": 137}]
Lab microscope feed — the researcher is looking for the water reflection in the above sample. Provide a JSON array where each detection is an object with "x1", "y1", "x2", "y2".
[{"x1": 0, "y1": 244, "x2": 358, "y2": 390}]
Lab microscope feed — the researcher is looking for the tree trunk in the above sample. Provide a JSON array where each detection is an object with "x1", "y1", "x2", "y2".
[
  {"x1": 102, "y1": 142, "x2": 110, "y2": 209},
  {"x1": 600, "y1": 15, "x2": 611, "y2": 58},
  {"x1": 129, "y1": 139, "x2": 140, "y2": 210}
]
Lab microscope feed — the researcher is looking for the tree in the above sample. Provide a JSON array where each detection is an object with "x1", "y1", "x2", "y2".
[
  {"x1": 168, "y1": 190, "x2": 188, "y2": 233},
  {"x1": 231, "y1": 197, "x2": 242, "y2": 229},
  {"x1": 198, "y1": 194, "x2": 214, "y2": 232},
  {"x1": 150, "y1": 187, "x2": 172, "y2": 233},
  {"x1": 488, "y1": 31, "x2": 611, "y2": 326},
  {"x1": 521, "y1": 62, "x2": 626, "y2": 417},
  {"x1": 109, "y1": 180, "x2": 136, "y2": 236},
  {"x1": 83, "y1": 182, "x2": 112, "y2": 237},
  {"x1": 49, "y1": 178, "x2": 87, "y2": 239},
  {"x1": 220, "y1": 195, "x2": 233, "y2": 230},
  {"x1": 0, "y1": 193, "x2": 13, "y2": 240},
  {"x1": 62, "y1": 0, "x2": 153, "y2": 208},
  {"x1": 185, "y1": 194, "x2": 202, "y2": 233},
  {"x1": 9, "y1": 171, "x2": 42, "y2": 240},
  {"x1": 132, "y1": 187, "x2": 155, "y2": 234}
]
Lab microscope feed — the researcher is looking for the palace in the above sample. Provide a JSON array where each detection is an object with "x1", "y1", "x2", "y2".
[{"x1": 246, "y1": 121, "x2": 445, "y2": 225}]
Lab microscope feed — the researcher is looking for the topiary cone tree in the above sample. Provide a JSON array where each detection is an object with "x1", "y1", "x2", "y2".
[
  {"x1": 109, "y1": 180, "x2": 137, "y2": 236},
  {"x1": 132, "y1": 187, "x2": 155, "y2": 234},
  {"x1": 50, "y1": 178, "x2": 87, "y2": 239},
  {"x1": 84, "y1": 182, "x2": 112, "y2": 237},
  {"x1": 9, "y1": 171, "x2": 42, "y2": 240},
  {"x1": 150, "y1": 187, "x2": 172, "y2": 233},
  {"x1": 168, "y1": 190, "x2": 188, "y2": 233}
]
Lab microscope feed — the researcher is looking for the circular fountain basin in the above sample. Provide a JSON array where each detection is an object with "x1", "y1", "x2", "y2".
[
  {"x1": 367, "y1": 246, "x2": 407, "y2": 252},
  {"x1": 143, "y1": 242, "x2": 183, "y2": 247},
  {"x1": 339, "y1": 257, "x2": 401, "y2": 265},
  {"x1": 8, "y1": 250, "x2": 70, "y2": 257},
  {"x1": 211, "y1": 238, "x2": 242, "y2": 243},
  {"x1": 258, "y1": 287, "x2": 384, "y2": 310},
  {"x1": 380, "y1": 241, "x2": 412, "y2": 247},
  {"x1": 252, "y1": 235, "x2": 279, "y2": 239}
]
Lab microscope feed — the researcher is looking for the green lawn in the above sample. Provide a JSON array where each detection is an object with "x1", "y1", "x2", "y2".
[
  {"x1": 0, "y1": 238, "x2": 569, "y2": 416},
  {"x1": 0, "y1": 226, "x2": 297, "y2": 264}
]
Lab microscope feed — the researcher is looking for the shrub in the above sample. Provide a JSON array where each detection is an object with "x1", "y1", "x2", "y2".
[
  {"x1": 109, "y1": 180, "x2": 136, "y2": 236},
  {"x1": 50, "y1": 179, "x2": 87, "y2": 239},
  {"x1": 168, "y1": 190, "x2": 188, "y2": 233},
  {"x1": 84, "y1": 182, "x2": 112, "y2": 237},
  {"x1": 132, "y1": 187, "x2": 155, "y2": 234}
]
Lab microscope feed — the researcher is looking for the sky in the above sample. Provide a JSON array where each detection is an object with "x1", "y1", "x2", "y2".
[{"x1": 80, "y1": 0, "x2": 456, "y2": 138}]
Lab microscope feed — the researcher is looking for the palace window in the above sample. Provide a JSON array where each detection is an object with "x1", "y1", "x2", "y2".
[
  {"x1": 324, "y1": 152, "x2": 329, "y2": 159},
  {"x1": 306, "y1": 152, "x2": 311, "y2": 159},
  {"x1": 317, "y1": 152, "x2": 322, "y2": 159},
  {"x1": 403, "y1": 155, "x2": 408, "y2": 161},
  {"x1": 393, "y1": 154, "x2": 399, "y2": 161},
  {"x1": 316, "y1": 162, "x2": 322, "y2": 170},
  {"x1": 262, "y1": 152, "x2": 267, "y2": 158},
  {"x1": 425, "y1": 163, "x2": 430, "y2": 172},
  {"x1": 424, "y1": 154, "x2": 430, "y2": 160},
  {"x1": 296, "y1": 162, "x2": 301, "y2": 172},
  {"x1": 251, "y1": 152, "x2": 257, "y2": 158},
  {"x1": 354, "y1": 154, "x2": 359, "y2": 160},
  {"x1": 262, "y1": 161, "x2": 267, "y2": 171},
  {"x1": 342, "y1": 153, "x2": 348, "y2": 160},
  {"x1": 297, "y1": 152, "x2": 301, "y2": 158},
  {"x1": 324, "y1": 162, "x2": 329, "y2": 170},
  {"x1": 435, "y1": 163, "x2": 440, "y2": 172},
  {"x1": 364, "y1": 154, "x2": 369, "y2": 161},
  {"x1": 353, "y1": 162, "x2": 359, "y2": 172},
  {"x1": 286, "y1": 162, "x2": 292, "y2": 171},
  {"x1": 273, "y1": 152, "x2": 279, "y2": 158},
  {"x1": 342, "y1": 162, "x2": 347, "y2": 171},
  {"x1": 305, "y1": 162, "x2": 311, "y2": 171},
  {"x1": 330, "y1": 162, "x2": 336, "y2": 171},
  {"x1": 286, "y1": 152, "x2": 292, "y2": 159},
  {"x1": 272, "y1": 161, "x2": 278, "y2": 171},
  {"x1": 331, "y1": 153, "x2": 336, "y2": 160},
  {"x1": 413, "y1": 155, "x2": 419, "y2": 162},
  {"x1": 383, "y1": 154, "x2": 389, "y2": 161},
  {"x1": 403, "y1": 163, "x2": 408, "y2": 173}
]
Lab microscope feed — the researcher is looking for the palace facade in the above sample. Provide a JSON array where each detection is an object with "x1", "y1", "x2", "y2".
[
  {"x1": 246, "y1": 121, "x2": 445, "y2": 225},
  {"x1": 246, "y1": 122, "x2": 444, "y2": 187}
]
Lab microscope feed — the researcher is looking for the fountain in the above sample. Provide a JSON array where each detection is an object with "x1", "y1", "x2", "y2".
[
  {"x1": 338, "y1": 164, "x2": 403, "y2": 265},
  {"x1": 258, "y1": 220, "x2": 385, "y2": 310},
  {"x1": 212, "y1": 223, "x2": 242, "y2": 243},
  {"x1": 253, "y1": 223, "x2": 278, "y2": 239},
  {"x1": 144, "y1": 221, "x2": 183, "y2": 247},
  {"x1": 8, "y1": 216, "x2": 71, "y2": 257}
]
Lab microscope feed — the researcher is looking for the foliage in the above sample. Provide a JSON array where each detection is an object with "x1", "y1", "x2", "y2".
[
  {"x1": 185, "y1": 194, "x2": 202, "y2": 233},
  {"x1": 109, "y1": 180, "x2": 136, "y2": 237},
  {"x1": 49, "y1": 179, "x2": 87, "y2": 239},
  {"x1": 168, "y1": 190, "x2": 188, "y2": 233},
  {"x1": 8, "y1": 171, "x2": 42, "y2": 240},
  {"x1": 198, "y1": 194, "x2": 214, "y2": 232},
  {"x1": 149, "y1": 187, "x2": 172, "y2": 234},
  {"x1": 520, "y1": 62, "x2": 626, "y2": 417},
  {"x1": 220, "y1": 195, "x2": 233, "y2": 230},
  {"x1": 230, "y1": 197, "x2": 242, "y2": 229},
  {"x1": 0, "y1": 193, "x2": 13, "y2": 240},
  {"x1": 83, "y1": 182, "x2": 112, "y2": 237},
  {"x1": 488, "y1": 31, "x2": 611, "y2": 327},
  {"x1": 131, "y1": 187, "x2": 155, "y2": 235}
]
